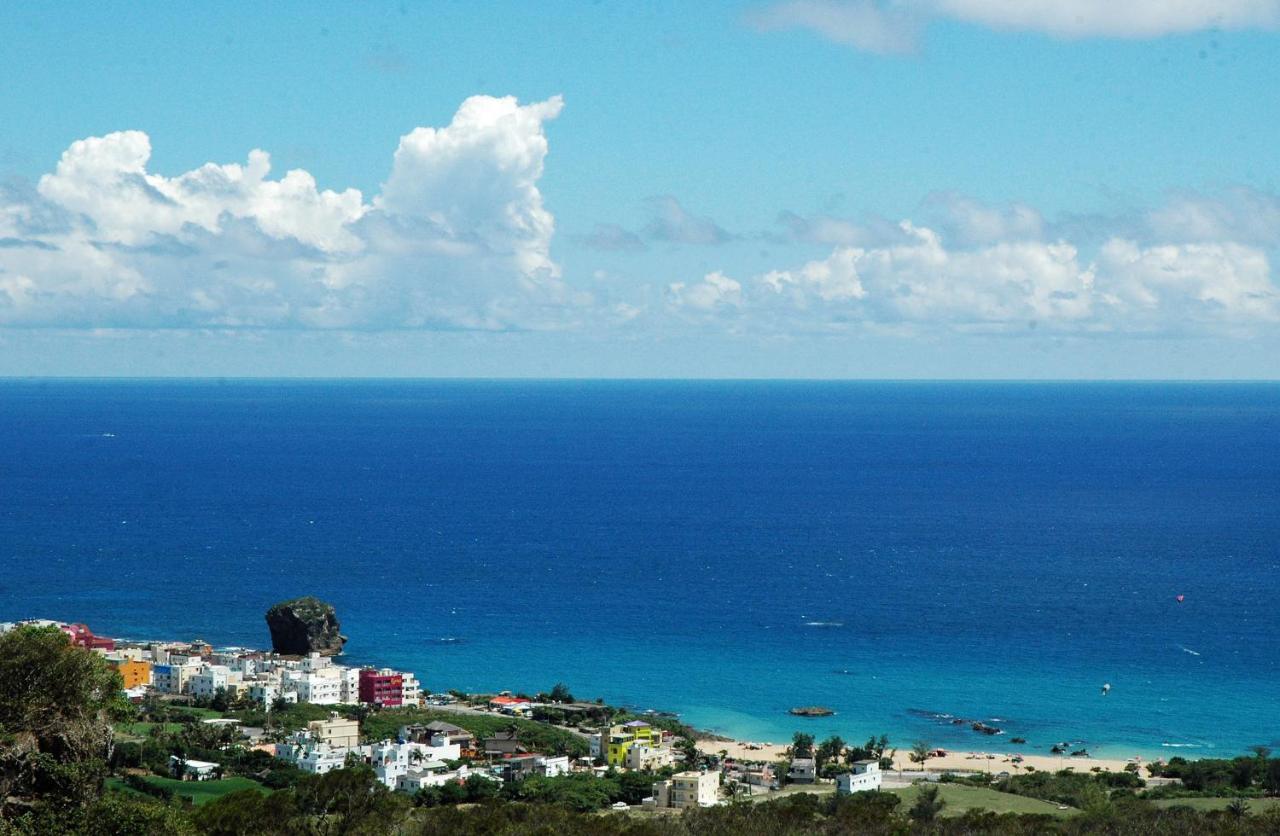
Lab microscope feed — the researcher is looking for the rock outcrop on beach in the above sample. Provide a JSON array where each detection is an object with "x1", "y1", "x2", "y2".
[
  {"x1": 265, "y1": 596, "x2": 347, "y2": 656},
  {"x1": 789, "y1": 706, "x2": 835, "y2": 717}
]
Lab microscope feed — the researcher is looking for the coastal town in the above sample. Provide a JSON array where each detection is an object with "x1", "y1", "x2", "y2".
[
  {"x1": 4, "y1": 610, "x2": 1280, "y2": 833},
  {"x1": 0, "y1": 614, "x2": 831, "y2": 810}
]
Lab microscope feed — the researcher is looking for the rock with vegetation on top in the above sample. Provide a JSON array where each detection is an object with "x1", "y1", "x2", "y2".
[
  {"x1": 265, "y1": 596, "x2": 347, "y2": 656},
  {"x1": 788, "y1": 706, "x2": 835, "y2": 717}
]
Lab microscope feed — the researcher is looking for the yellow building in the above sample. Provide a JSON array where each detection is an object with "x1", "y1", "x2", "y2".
[
  {"x1": 605, "y1": 721, "x2": 662, "y2": 767},
  {"x1": 110, "y1": 658, "x2": 152, "y2": 689}
]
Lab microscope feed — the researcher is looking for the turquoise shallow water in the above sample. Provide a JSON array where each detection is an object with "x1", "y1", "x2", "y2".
[{"x1": 2, "y1": 380, "x2": 1278, "y2": 758}]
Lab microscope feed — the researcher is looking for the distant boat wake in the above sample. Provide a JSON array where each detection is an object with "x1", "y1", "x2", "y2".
[{"x1": 1177, "y1": 645, "x2": 1201, "y2": 657}]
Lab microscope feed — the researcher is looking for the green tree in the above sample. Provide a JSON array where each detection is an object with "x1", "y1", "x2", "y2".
[
  {"x1": 909, "y1": 740, "x2": 931, "y2": 771},
  {"x1": 465, "y1": 773, "x2": 500, "y2": 801},
  {"x1": 548, "y1": 683, "x2": 575, "y2": 703},
  {"x1": 0, "y1": 625, "x2": 129, "y2": 815},
  {"x1": 909, "y1": 784, "x2": 946, "y2": 822},
  {"x1": 678, "y1": 736, "x2": 701, "y2": 769},
  {"x1": 1231, "y1": 757, "x2": 1258, "y2": 789},
  {"x1": 791, "y1": 732, "x2": 815, "y2": 758},
  {"x1": 1226, "y1": 797, "x2": 1250, "y2": 820},
  {"x1": 1265, "y1": 758, "x2": 1280, "y2": 796},
  {"x1": 293, "y1": 765, "x2": 410, "y2": 835},
  {"x1": 195, "y1": 789, "x2": 299, "y2": 836},
  {"x1": 816, "y1": 735, "x2": 845, "y2": 770}
]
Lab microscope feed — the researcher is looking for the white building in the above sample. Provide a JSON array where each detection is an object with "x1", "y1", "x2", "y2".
[
  {"x1": 295, "y1": 669, "x2": 343, "y2": 705},
  {"x1": 275, "y1": 736, "x2": 349, "y2": 776},
  {"x1": 625, "y1": 744, "x2": 675, "y2": 772},
  {"x1": 400, "y1": 672, "x2": 422, "y2": 707},
  {"x1": 189, "y1": 665, "x2": 239, "y2": 699},
  {"x1": 170, "y1": 756, "x2": 220, "y2": 781},
  {"x1": 788, "y1": 757, "x2": 817, "y2": 784},
  {"x1": 538, "y1": 755, "x2": 572, "y2": 778},
  {"x1": 836, "y1": 760, "x2": 882, "y2": 794},
  {"x1": 652, "y1": 771, "x2": 720, "y2": 808},
  {"x1": 338, "y1": 667, "x2": 361, "y2": 704},
  {"x1": 247, "y1": 680, "x2": 281, "y2": 706},
  {"x1": 395, "y1": 762, "x2": 457, "y2": 793},
  {"x1": 301, "y1": 652, "x2": 331, "y2": 672}
]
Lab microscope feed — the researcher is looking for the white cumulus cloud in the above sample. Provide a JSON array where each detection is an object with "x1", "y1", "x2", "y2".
[
  {"x1": 0, "y1": 95, "x2": 566, "y2": 330},
  {"x1": 672, "y1": 216, "x2": 1279, "y2": 333}
]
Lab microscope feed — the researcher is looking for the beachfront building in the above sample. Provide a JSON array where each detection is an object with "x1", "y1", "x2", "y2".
[
  {"x1": 293, "y1": 668, "x2": 344, "y2": 705},
  {"x1": 60, "y1": 623, "x2": 115, "y2": 651},
  {"x1": 338, "y1": 666, "x2": 361, "y2": 704},
  {"x1": 603, "y1": 721, "x2": 663, "y2": 767},
  {"x1": 836, "y1": 760, "x2": 882, "y2": 794},
  {"x1": 725, "y1": 763, "x2": 775, "y2": 789},
  {"x1": 358, "y1": 668, "x2": 403, "y2": 707},
  {"x1": 308, "y1": 715, "x2": 361, "y2": 749},
  {"x1": 489, "y1": 695, "x2": 532, "y2": 715},
  {"x1": 652, "y1": 771, "x2": 720, "y2": 809},
  {"x1": 788, "y1": 757, "x2": 816, "y2": 784},
  {"x1": 625, "y1": 743, "x2": 675, "y2": 772},
  {"x1": 401, "y1": 672, "x2": 422, "y2": 707}
]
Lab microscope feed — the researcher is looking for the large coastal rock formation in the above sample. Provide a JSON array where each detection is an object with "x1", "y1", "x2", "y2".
[{"x1": 265, "y1": 596, "x2": 347, "y2": 656}]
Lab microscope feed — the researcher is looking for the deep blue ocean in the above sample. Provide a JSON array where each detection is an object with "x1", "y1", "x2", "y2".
[{"x1": 2, "y1": 380, "x2": 1278, "y2": 758}]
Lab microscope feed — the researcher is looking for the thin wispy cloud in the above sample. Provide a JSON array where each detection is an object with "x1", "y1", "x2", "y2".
[
  {"x1": 642, "y1": 195, "x2": 735, "y2": 246},
  {"x1": 748, "y1": 0, "x2": 1280, "y2": 53}
]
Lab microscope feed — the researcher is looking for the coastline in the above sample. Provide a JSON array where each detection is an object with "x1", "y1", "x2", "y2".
[{"x1": 711, "y1": 736, "x2": 1140, "y2": 775}]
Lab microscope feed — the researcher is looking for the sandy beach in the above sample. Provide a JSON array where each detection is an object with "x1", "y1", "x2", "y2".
[{"x1": 714, "y1": 738, "x2": 1139, "y2": 775}]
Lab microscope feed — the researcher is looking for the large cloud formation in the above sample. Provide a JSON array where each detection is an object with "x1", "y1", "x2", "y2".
[
  {"x1": 3, "y1": 96, "x2": 1278, "y2": 339},
  {"x1": 750, "y1": 0, "x2": 1280, "y2": 54},
  {"x1": 0, "y1": 95, "x2": 566, "y2": 330},
  {"x1": 672, "y1": 195, "x2": 1279, "y2": 334}
]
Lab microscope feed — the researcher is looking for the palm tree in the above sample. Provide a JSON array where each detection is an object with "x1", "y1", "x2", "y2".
[
  {"x1": 910, "y1": 741, "x2": 931, "y2": 771},
  {"x1": 1226, "y1": 798, "x2": 1250, "y2": 820}
]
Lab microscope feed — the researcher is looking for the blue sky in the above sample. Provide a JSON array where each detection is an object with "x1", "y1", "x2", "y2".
[{"x1": 2, "y1": 1, "x2": 1279, "y2": 377}]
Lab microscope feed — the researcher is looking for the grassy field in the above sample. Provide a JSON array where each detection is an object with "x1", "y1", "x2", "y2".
[
  {"x1": 113, "y1": 721, "x2": 184, "y2": 739},
  {"x1": 1150, "y1": 796, "x2": 1280, "y2": 813},
  {"x1": 107, "y1": 775, "x2": 268, "y2": 806},
  {"x1": 889, "y1": 784, "x2": 1079, "y2": 818},
  {"x1": 168, "y1": 706, "x2": 225, "y2": 720}
]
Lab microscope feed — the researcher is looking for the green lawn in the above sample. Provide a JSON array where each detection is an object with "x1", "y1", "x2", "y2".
[
  {"x1": 1150, "y1": 797, "x2": 1280, "y2": 813},
  {"x1": 889, "y1": 784, "x2": 1079, "y2": 818},
  {"x1": 113, "y1": 721, "x2": 184, "y2": 739},
  {"x1": 169, "y1": 706, "x2": 225, "y2": 720},
  {"x1": 107, "y1": 775, "x2": 268, "y2": 806}
]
